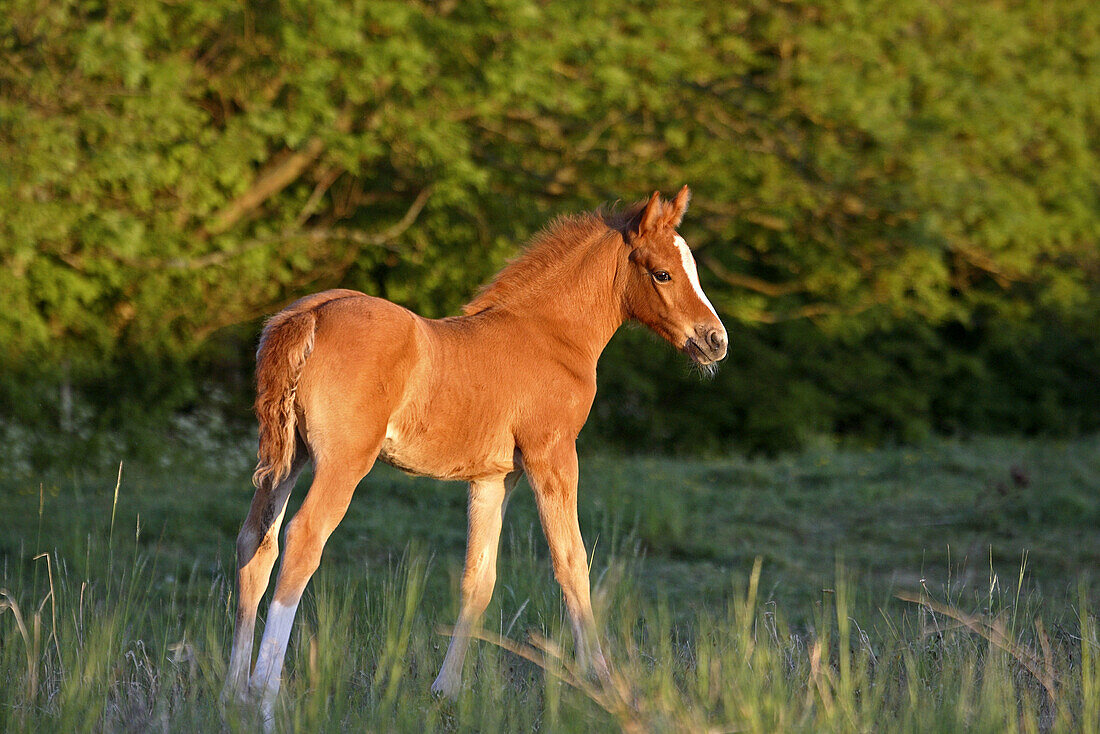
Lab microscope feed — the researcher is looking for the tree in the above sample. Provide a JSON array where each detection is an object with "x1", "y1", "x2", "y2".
[{"x1": 2, "y1": 0, "x2": 1098, "y2": 445}]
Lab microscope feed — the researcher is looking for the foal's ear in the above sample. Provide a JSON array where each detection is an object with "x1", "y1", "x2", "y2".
[
  {"x1": 637, "y1": 190, "x2": 663, "y2": 236},
  {"x1": 666, "y1": 185, "x2": 691, "y2": 228}
]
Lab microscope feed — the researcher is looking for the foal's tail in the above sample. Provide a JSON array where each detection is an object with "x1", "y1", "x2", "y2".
[{"x1": 251, "y1": 289, "x2": 361, "y2": 489}]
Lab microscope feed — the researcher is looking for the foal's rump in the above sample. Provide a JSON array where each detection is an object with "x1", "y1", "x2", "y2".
[{"x1": 253, "y1": 290, "x2": 421, "y2": 488}]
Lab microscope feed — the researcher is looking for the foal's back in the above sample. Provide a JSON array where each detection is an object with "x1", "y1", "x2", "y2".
[{"x1": 295, "y1": 291, "x2": 568, "y2": 482}]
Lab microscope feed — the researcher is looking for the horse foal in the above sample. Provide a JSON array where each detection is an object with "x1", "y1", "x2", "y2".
[{"x1": 223, "y1": 187, "x2": 727, "y2": 715}]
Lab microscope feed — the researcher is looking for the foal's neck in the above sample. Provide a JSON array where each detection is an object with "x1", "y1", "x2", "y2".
[{"x1": 516, "y1": 232, "x2": 627, "y2": 366}]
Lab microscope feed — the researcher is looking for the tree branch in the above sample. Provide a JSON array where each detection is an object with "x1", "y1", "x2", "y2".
[
  {"x1": 951, "y1": 246, "x2": 1024, "y2": 289},
  {"x1": 740, "y1": 303, "x2": 844, "y2": 324},
  {"x1": 166, "y1": 185, "x2": 435, "y2": 270},
  {"x1": 201, "y1": 112, "x2": 352, "y2": 237},
  {"x1": 295, "y1": 165, "x2": 342, "y2": 227},
  {"x1": 204, "y1": 137, "x2": 326, "y2": 237},
  {"x1": 701, "y1": 254, "x2": 806, "y2": 297}
]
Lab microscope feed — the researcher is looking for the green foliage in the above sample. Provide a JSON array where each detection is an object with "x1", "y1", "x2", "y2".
[
  {"x1": 590, "y1": 310, "x2": 1100, "y2": 454},
  {"x1": 1, "y1": 0, "x2": 1098, "y2": 447}
]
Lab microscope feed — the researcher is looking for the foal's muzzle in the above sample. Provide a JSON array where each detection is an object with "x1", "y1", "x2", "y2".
[{"x1": 685, "y1": 326, "x2": 728, "y2": 365}]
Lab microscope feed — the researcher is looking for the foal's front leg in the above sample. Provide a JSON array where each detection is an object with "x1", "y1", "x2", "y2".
[
  {"x1": 432, "y1": 470, "x2": 520, "y2": 697},
  {"x1": 525, "y1": 443, "x2": 609, "y2": 679}
]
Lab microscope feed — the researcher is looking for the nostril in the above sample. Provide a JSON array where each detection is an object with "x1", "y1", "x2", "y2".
[{"x1": 707, "y1": 329, "x2": 726, "y2": 351}]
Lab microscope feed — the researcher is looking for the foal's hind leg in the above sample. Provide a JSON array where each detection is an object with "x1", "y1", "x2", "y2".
[
  {"x1": 224, "y1": 447, "x2": 308, "y2": 702},
  {"x1": 432, "y1": 467, "x2": 523, "y2": 697},
  {"x1": 249, "y1": 447, "x2": 378, "y2": 717}
]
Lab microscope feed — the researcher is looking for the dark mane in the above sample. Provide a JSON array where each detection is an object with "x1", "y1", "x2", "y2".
[{"x1": 462, "y1": 200, "x2": 646, "y2": 316}]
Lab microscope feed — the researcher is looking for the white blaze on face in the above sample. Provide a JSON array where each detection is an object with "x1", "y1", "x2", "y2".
[{"x1": 674, "y1": 235, "x2": 721, "y2": 323}]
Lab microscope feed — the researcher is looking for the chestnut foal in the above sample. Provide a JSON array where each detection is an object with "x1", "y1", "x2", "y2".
[{"x1": 224, "y1": 187, "x2": 727, "y2": 715}]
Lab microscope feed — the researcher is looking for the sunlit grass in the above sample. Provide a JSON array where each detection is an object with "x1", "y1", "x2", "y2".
[
  {"x1": 2, "y1": 527, "x2": 1098, "y2": 731},
  {"x1": 1, "y1": 435, "x2": 1099, "y2": 731}
]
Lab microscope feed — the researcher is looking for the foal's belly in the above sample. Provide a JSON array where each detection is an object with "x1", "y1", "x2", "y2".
[{"x1": 378, "y1": 417, "x2": 516, "y2": 482}]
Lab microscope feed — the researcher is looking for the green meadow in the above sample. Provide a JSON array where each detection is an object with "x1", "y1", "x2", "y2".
[
  {"x1": 5, "y1": 1, "x2": 1100, "y2": 730},
  {"x1": 2, "y1": 433, "x2": 1098, "y2": 731}
]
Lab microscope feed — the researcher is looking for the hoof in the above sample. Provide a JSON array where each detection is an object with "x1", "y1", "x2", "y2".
[{"x1": 430, "y1": 674, "x2": 461, "y2": 700}]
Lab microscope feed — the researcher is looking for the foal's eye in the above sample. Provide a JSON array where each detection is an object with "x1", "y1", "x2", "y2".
[{"x1": 652, "y1": 270, "x2": 671, "y2": 283}]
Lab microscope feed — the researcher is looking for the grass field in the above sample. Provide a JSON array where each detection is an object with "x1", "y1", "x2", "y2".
[{"x1": 1, "y1": 431, "x2": 1098, "y2": 731}]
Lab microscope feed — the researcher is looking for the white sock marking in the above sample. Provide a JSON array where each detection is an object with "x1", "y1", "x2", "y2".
[{"x1": 251, "y1": 598, "x2": 300, "y2": 699}]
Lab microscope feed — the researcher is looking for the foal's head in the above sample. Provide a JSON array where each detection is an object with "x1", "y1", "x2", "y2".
[{"x1": 622, "y1": 186, "x2": 728, "y2": 368}]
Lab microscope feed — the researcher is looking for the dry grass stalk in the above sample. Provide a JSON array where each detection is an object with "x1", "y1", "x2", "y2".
[{"x1": 897, "y1": 590, "x2": 1058, "y2": 704}]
